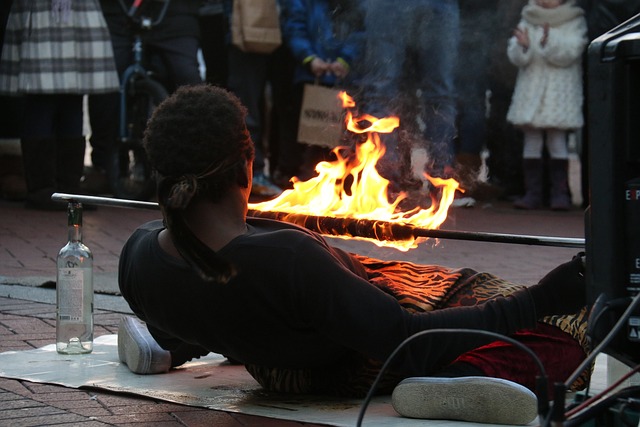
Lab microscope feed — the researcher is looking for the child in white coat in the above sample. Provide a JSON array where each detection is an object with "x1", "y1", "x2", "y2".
[{"x1": 506, "y1": 0, "x2": 588, "y2": 210}]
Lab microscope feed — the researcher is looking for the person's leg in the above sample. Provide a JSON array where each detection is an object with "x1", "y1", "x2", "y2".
[
  {"x1": 391, "y1": 265, "x2": 589, "y2": 425},
  {"x1": 87, "y1": 93, "x2": 118, "y2": 167},
  {"x1": 449, "y1": 321, "x2": 588, "y2": 394},
  {"x1": 86, "y1": 30, "x2": 130, "y2": 194},
  {"x1": 454, "y1": 2, "x2": 505, "y2": 202},
  {"x1": 546, "y1": 128, "x2": 572, "y2": 210},
  {"x1": 414, "y1": 0, "x2": 459, "y2": 178},
  {"x1": 360, "y1": 1, "x2": 414, "y2": 191},
  {"x1": 267, "y1": 45, "x2": 301, "y2": 185},
  {"x1": 156, "y1": 36, "x2": 203, "y2": 89},
  {"x1": 198, "y1": 8, "x2": 228, "y2": 88},
  {"x1": 20, "y1": 95, "x2": 61, "y2": 210},
  {"x1": 274, "y1": 81, "x2": 308, "y2": 183},
  {"x1": 360, "y1": 0, "x2": 408, "y2": 116},
  {"x1": 514, "y1": 128, "x2": 544, "y2": 209},
  {"x1": 394, "y1": 316, "x2": 588, "y2": 424},
  {"x1": 455, "y1": 1, "x2": 494, "y2": 164},
  {"x1": 54, "y1": 94, "x2": 85, "y2": 194},
  {"x1": 118, "y1": 315, "x2": 210, "y2": 374},
  {"x1": 227, "y1": 46, "x2": 268, "y2": 157},
  {"x1": 227, "y1": 46, "x2": 280, "y2": 197},
  {"x1": 485, "y1": 80, "x2": 524, "y2": 201}
]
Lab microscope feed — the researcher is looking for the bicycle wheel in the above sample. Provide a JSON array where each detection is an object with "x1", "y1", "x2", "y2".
[{"x1": 112, "y1": 77, "x2": 168, "y2": 200}]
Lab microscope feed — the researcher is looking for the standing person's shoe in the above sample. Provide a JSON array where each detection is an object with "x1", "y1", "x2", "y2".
[
  {"x1": 391, "y1": 376, "x2": 538, "y2": 425},
  {"x1": 513, "y1": 158, "x2": 544, "y2": 210},
  {"x1": 118, "y1": 316, "x2": 172, "y2": 374},
  {"x1": 451, "y1": 190, "x2": 476, "y2": 208}
]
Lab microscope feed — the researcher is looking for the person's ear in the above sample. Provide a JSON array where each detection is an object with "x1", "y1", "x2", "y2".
[
  {"x1": 237, "y1": 159, "x2": 252, "y2": 188},
  {"x1": 246, "y1": 159, "x2": 253, "y2": 180}
]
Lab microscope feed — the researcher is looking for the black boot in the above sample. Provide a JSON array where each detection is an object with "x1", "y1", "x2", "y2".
[
  {"x1": 513, "y1": 158, "x2": 543, "y2": 210},
  {"x1": 20, "y1": 138, "x2": 63, "y2": 210},
  {"x1": 549, "y1": 158, "x2": 572, "y2": 211}
]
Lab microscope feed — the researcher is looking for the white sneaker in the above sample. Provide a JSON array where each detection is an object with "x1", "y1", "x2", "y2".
[
  {"x1": 118, "y1": 316, "x2": 172, "y2": 374},
  {"x1": 392, "y1": 376, "x2": 538, "y2": 425}
]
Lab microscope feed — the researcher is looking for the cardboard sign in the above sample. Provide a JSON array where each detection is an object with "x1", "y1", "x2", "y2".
[{"x1": 297, "y1": 84, "x2": 345, "y2": 148}]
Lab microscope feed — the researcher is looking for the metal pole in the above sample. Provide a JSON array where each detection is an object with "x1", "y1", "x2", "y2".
[
  {"x1": 51, "y1": 193, "x2": 585, "y2": 248},
  {"x1": 247, "y1": 210, "x2": 586, "y2": 249},
  {"x1": 52, "y1": 193, "x2": 159, "y2": 210}
]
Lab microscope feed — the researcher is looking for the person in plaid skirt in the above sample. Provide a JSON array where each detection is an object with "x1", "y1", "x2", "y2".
[{"x1": 0, "y1": 0, "x2": 119, "y2": 210}]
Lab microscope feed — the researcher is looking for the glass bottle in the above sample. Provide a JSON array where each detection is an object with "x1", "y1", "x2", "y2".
[{"x1": 56, "y1": 201, "x2": 93, "y2": 354}]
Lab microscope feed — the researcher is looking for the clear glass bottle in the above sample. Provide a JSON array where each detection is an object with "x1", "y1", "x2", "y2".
[{"x1": 56, "y1": 201, "x2": 93, "y2": 354}]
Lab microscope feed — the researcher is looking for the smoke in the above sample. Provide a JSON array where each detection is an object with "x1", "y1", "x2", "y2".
[{"x1": 345, "y1": 0, "x2": 528, "y2": 184}]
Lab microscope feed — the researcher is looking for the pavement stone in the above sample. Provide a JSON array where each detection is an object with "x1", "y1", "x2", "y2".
[{"x1": 0, "y1": 193, "x2": 587, "y2": 426}]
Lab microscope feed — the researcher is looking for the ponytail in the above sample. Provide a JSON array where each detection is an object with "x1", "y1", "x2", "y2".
[{"x1": 158, "y1": 175, "x2": 237, "y2": 284}]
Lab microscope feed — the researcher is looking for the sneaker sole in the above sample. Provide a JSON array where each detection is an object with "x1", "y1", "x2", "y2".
[
  {"x1": 117, "y1": 316, "x2": 171, "y2": 374},
  {"x1": 391, "y1": 376, "x2": 538, "y2": 425}
]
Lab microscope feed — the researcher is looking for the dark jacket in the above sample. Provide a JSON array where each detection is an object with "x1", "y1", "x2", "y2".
[{"x1": 99, "y1": 0, "x2": 200, "y2": 40}]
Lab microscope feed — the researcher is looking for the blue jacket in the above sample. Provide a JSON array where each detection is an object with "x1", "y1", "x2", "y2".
[{"x1": 282, "y1": 0, "x2": 363, "y2": 86}]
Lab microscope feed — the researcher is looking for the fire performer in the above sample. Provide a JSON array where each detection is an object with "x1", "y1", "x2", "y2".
[{"x1": 118, "y1": 84, "x2": 590, "y2": 425}]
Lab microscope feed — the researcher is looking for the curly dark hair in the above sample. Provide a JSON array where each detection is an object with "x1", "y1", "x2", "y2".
[
  {"x1": 144, "y1": 84, "x2": 255, "y2": 200},
  {"x1": 143, "y1": 84, "x2": 255, "y2": 283}
]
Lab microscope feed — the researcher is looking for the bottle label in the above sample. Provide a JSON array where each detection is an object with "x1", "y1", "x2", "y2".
[{"x1": 58, "y1": 268, "x2": 84, "y2": 321}]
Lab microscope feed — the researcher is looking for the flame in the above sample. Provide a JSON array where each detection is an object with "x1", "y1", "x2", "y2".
[{"x1": 249, "y1": 92, "x2": 460, "y2": 250}]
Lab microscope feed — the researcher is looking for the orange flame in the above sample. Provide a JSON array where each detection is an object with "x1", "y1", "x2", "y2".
[{"x1": 249, "y1": 92, "x2": 459, "y2": 250}]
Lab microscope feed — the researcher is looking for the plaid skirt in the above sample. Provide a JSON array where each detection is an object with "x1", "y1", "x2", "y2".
[
  {"x1": 245, "y1": 256, "x2": 591, "y2": 397},
  {"x1": 0, "y1": 0, "x2": 119, "y2": 95}
]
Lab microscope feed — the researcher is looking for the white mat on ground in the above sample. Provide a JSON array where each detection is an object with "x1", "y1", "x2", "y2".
[{"x1": 4, "y1": 334, "x2": 603, "y2": 427}]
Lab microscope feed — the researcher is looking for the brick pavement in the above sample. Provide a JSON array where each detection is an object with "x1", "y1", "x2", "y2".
[
  {"x1": 0, "y1": 196, "x2": 587, "y2": 426},
  {"x1": 0, "y1": 297, "x2": 320, "y2": 426}
]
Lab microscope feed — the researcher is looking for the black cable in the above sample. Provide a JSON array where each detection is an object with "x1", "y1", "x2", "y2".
[
  {"x1": 551, "y1": 383, "x2": 567, "y2": 425},
  {"x1": 355, "y1": 328, "x2": 548, "y2": 427},
  {"x1": 540, "y1": 298, "x2": 626, "y2": 427},
  {"x1": 565, "y1": 362, "x2": 640, "y2": 418},
  {"x1": 619, "y1": 398, "x2": 640, "y2": 427},
  {"x1": 564, "y1": 292, "x2": 640, "y2": 389},
  {"x1": 556, "y1": 292, "x2": 640, "y2": 426},
  {"x1": 564, "y1": 386, "x2": 640, "y2": 427},
  {"x1": 576, "y1": 298, "x2": 619, "y2": 400}
]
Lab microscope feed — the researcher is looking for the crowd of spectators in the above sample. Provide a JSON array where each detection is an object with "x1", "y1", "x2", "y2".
[{"x1": 1, "y1": 0, "x2": 640, "y2": 210}]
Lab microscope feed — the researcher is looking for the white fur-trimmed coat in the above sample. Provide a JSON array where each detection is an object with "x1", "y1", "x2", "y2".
[{"x1": 506, "y1": 0, "x2": 588, "y2": 130}]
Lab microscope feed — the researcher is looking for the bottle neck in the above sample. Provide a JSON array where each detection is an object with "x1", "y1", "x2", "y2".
[
  {"x1": 67, "y1": 202, "x2": 83, "y2": 243},
  {"x1": 68, "y1": 224, "x2": 82, "y2": 243}
]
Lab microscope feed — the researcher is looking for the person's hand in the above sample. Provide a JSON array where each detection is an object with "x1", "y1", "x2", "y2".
[
  {"x1": 329, "y1": 61, "x2": 349, "y2": 79},
  {"x1": 513, "y1": 27, "x2": 530, "y2": 51},
  {"x1": 310, "y1": 57, "x2": 330, "y2": 78},
  {"x1": 528, "y1": 252, "x2": 586, "y2": 317},
  {"x1": 540, "y1": 23, "x2": 550, "y2": 47}
]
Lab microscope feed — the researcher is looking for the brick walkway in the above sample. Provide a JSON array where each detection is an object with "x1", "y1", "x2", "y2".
[
  {"x1": 0, "y1": 195, "x2": 587, "y2": 426},
  {"x1": 0, "y1": 297, "x2": 318, "y2": 426}
]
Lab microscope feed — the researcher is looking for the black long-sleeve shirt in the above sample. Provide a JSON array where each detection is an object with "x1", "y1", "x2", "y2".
[{"x1": 119, "y1": 218, "x2": 538, "y2": 376}]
